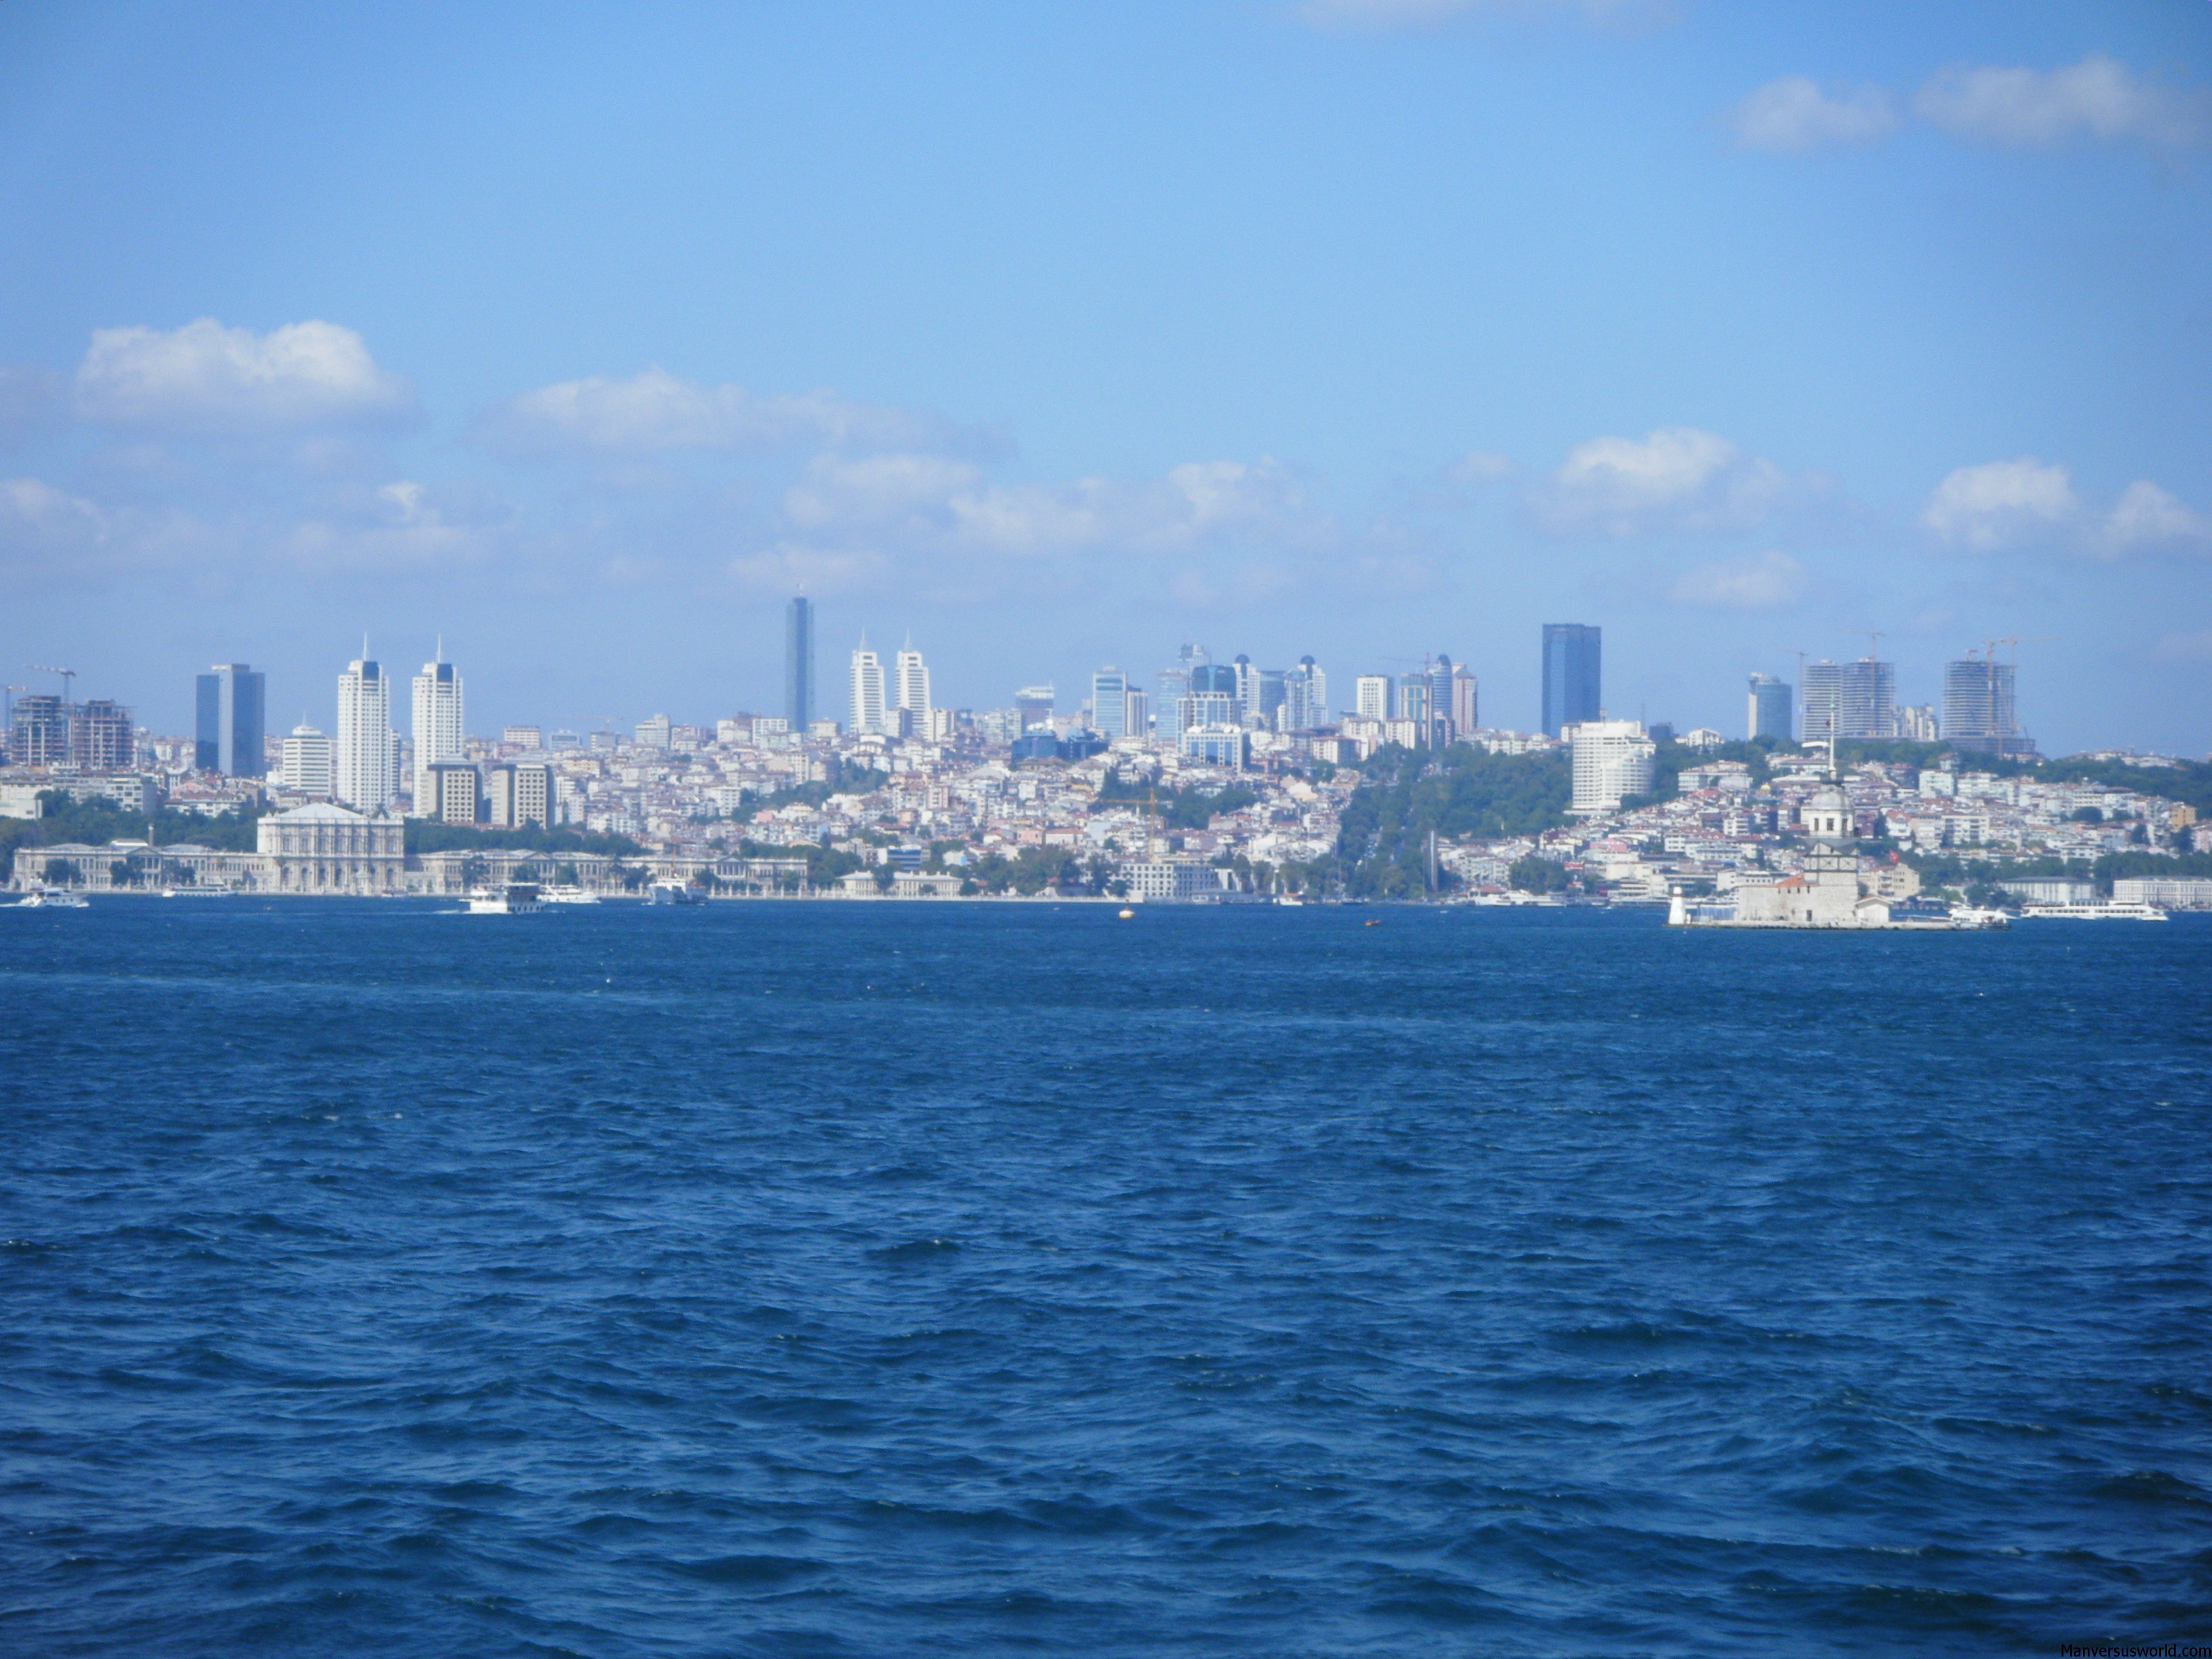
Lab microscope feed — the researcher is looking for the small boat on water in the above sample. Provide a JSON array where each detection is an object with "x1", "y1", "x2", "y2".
[
  {"x1": 16, "y1": 887, "x2": 90, "y2": 908},
  {"x1": 465, "y1": 882, "x2": 540, "y2": 915}
]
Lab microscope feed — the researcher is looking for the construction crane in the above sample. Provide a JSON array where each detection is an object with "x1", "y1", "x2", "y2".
[{"x1": 28, "y1": 664, "x2": 76, "y2": 701}]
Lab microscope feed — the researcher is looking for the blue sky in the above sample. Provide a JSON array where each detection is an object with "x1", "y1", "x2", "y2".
[{"x1": 2, "y1": 0, "x2": 2208, "y2": 752}]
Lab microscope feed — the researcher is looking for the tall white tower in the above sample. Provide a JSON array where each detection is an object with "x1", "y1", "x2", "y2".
[
  {"x1": 849, "y1": 642, "x2": 886, "y2": 736},
  {"x1": 893, "y1": 637, "x2": 931, "y2": 725},
  {"x1": 412, "y1": 649, "x2": 464, "y2": 814},
  {"x1": 335, "y1": 652, "x2": 396, "y2": 811}
]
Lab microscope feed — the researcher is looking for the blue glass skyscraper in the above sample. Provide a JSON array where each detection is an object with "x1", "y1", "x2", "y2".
[
  {"x1": 785, "y1": 597, "x2": 815, "y2": 731},
  {"x1": 1541, "y1": 624, "x2": 1601, "y2": 738},
  {"x1": 195, "y1": 662, "x2": 266, "y2": 776}
]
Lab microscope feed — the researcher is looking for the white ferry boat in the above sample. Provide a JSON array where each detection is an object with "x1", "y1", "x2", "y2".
[
  {"x1": 16, "y1": 887, "x2": 90, "y2": 908},
  {"x1": 465, "y1": 882, "x2": 540, "y2": 915},
  {"x1": 538, "y1": 887, "x2": 600, "y2": 905},
  {"x1": 161, "y1": 886, "x2": 235, "y2": 898},
  {"x1": 2016, "y1": 900, "x2": 2168, "y2": 922},
  {"x1": 646, "y1": 880, "x2": 705, "y2": 905}
]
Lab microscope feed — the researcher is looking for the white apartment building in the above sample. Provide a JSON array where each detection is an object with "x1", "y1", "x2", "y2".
[
  {"x1": 1568, "y1": 720, "x2": 1655, "y2": 815},
  {"x1": 411, "y1": 655, "x2": 464, "y2": 813},
  {"x1": 335, "y1": 655, "x2": 397, "y2": 811},
  {"x1": 1355, "y1": 675, "x2": 1390, "y2": 722}
]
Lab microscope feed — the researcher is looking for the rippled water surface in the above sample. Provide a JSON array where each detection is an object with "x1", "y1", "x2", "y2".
[{"x1": 2, "y1": 899, "x2": 2208, "y2": 1656}]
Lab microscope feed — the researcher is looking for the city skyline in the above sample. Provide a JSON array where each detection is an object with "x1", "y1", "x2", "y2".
[{"x1": 2, "y1": 4, "x2": 2207, "y2": 753}]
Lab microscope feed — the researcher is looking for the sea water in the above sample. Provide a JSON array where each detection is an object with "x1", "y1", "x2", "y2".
[{"x1": 2, "y1": 899, "x2": 2207, "y2": 1655}]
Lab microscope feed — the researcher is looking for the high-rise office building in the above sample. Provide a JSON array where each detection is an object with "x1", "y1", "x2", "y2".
[
  {"x1": 1748, "y1": 673, "x2": 1792, "y2": 742},
  {"x1": 1427, "y1": 656, "x2": 1455, "y2": 737},
  {"x1": 1014, "y1": 685, "x2": 1056, "y2": 732},
  {"x1": 1230, "y1": 655, "x2": 1259, "y2": 722},
  {"x1": 1943, "y1": 654, "x2": 2033, "y2": 757},
  {"x1": 894, "y1": 639, "x2": 931, "y2": 725},
  {"x1": 1282, "y1": 657, "x2": 1327, "y2": 732},
  {"x1": 195, "y1": 663, "x2": 266, "y2": 776},
  {"x1": 1091, "y1": 667, "x2": 1128, "y2": 739},
  {"x1": 1450, "y1": 666, "x2": 1479, "y2": 735},
  {"x1": 785, "y1": 597, "x2": 816, "y2": 731},
  {"x1": 1123, "y1": 686, "x2": 1148, "y2": 739},
  {"x1": 849, "y1": 643, "x2": 886, "y2": 736},
  {"x1": 411, "y1": 654, "x2": 464, "y2": 812},
  {"x1": 281, "y1": 725, "x2": 332, "y2": 796},
  {"x1": 1800, "y1": 657, "x2": 1897, "y2": 744},
  {"x1": 335, "y1": 655, "x2": 397, "y2": 811},
  {"x1": 1569, "y1": 720, "x2": 1656, "y2": 814},
  {"x1": 1396, "y1": 673, "x2": 1429, "y2": 729},
  {"x1": 1241, "y1": 668, "x2": 1278, "y2": 730},
  {"x1": 1355, "y1": 675, "x2": 1390, "y2": 721},
  {"x1": 1542, "y1": 624, "x2": 1602, "y2": 738},
  {"x1": 1155, "y1": 667, "x2": 1192, "y2": 746}
]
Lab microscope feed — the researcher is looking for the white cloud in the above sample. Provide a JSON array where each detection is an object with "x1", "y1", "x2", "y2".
[
  {"x1": 0, "y1": 476, "x2": 106, "y2": 555},
  {"x1": 1913, "y1": 53, "x2": 2208, "y2": 149},
  {"x1": 1298, "y1": 0, "x2": 1666, "y2": 28},
  {"x1": 2097, "y1": 480, "x2": 2211, "y2": 558},
  {"x1": 485, "y1": 367, "x2": 974, "y2": 458},
  {"x1": 779, "y1": 451, "x2": 1325, "y2": 563},
  {"x1": 1670, "y1": 550, "x2": 1806, "y2": 609},
  {"x1": 728, "y1": 545, "x2": 892, "y2": 596},
  {"x1": 1732, "y1": 76, "x2": 1897, "y2": 152},
  {"x1": 74, "y1": 319, "x2": 417, "y2": 434},
  {"x1": 1533, "y1": 426, "x2": 1789, "y2": 535},
  {"x1": 1922, "y1": 457, "x2": 2078, "y2": 549}
]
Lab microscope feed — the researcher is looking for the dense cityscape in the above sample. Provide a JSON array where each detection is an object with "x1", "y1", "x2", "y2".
[{"x1": 5, "y1": 600, "x2": 2208, "y2": 913}]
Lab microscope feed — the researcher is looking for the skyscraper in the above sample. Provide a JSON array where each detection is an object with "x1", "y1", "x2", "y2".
[
  {"x1": 1943, "y1": 654, "x2": 2033, "y2": 757},
  {"x1": 1427, "y1": 655, "x2": 1455, "y2": 736},
  {"x1": 1396, "y1": 673, "x2": 1429, "y2": 728},
  {"x1": 1283, "y1": 657, "x2": 1327, "y2": 732},
  {"x1": 1230, "y1": 655, "x2": 1259, "y2": 722},
  {"x1": 849, "y1": 643, "x2": 886, "y2": 736},
  {"x1": 1155, "y1": 666, "x2": 1192, "y2": 746},
  {"x1": 1015, "y1": 684, "x2": 1056, "y2": 732},
  {"x1": 894, "y1": 638, "x2": 931, "y2": 725},
  {"x1": 1542, "y1": 624, "x2": 1601, "y2": 738},
  {"x1": 1748, "y1": 673, "x2": 1792, "y2": 742},
  {"x1": 411, "y1": 652, "x2": 464, "y2": 813},
  {"x1": 1090, "y1": 666, "x2": 1128, "y2": 739},
  {"x1": 1800, "y1": 657, "x2": 1896, "y2": 744},
  {"x1": 195, "y1": 663, "x2": 266, "y2": 776},
  {"x1": 335, "y1": 654, "x2": 397, "y2": 811},
  {"x1": 1450, "y1": 666, "x2": 1479, "y2": 736},
  {"x1": 785, "y1": 597, "x2": 816, "y2": 731}
]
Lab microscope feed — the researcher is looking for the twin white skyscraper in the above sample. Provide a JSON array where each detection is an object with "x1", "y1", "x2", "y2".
[
  {"x1": 850, "y1": 636, "x2": 934, "y2": 739},
  {"x1": 326, "y1": 641, "x2": 464, "y2": 813}
]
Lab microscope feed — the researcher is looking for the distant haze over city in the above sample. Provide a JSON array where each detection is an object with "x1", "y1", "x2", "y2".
[{"x1": 1, "y1": 2, "x2": 2207, "y2": 754}]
